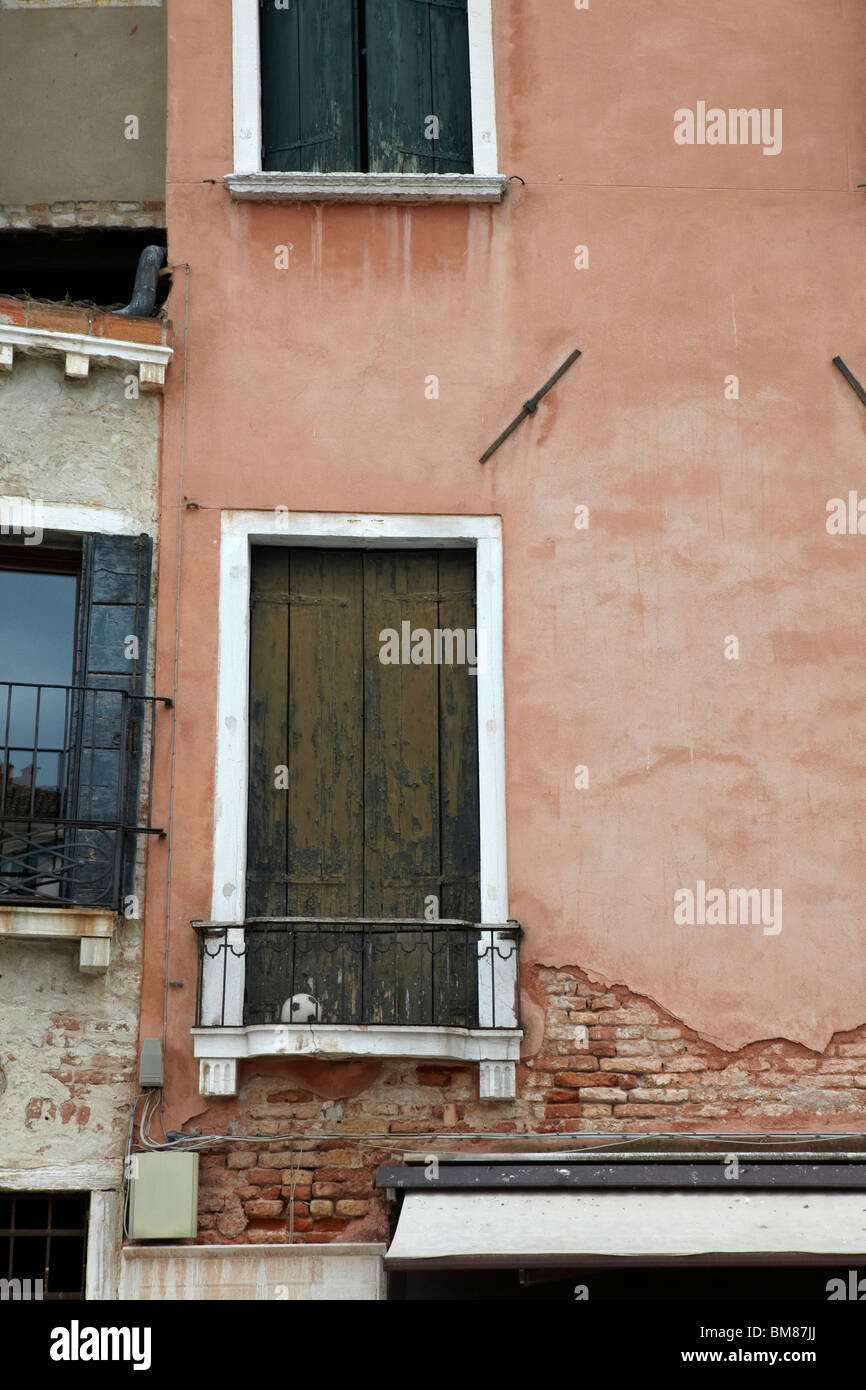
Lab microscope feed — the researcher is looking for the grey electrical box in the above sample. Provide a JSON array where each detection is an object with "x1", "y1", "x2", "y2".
[
  {"x1": 129, "y1": 1152, "x2": 199, "y2": 1239},
  {"x1": 139, "y1": 1038, "x2": 164, "y2": 1088}
]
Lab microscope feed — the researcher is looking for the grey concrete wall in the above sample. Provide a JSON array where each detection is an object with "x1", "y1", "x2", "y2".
[
  {"x1": 0, "y1": 355, "x2": 159, "y2": 525},
  {"x1": 0, "y1": 5, "x2": 165, "y2": 203}
]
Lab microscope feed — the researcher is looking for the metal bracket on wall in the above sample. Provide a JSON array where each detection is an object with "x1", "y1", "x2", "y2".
[
  {"x1": 479, "y1": 348, "x2": 582, "y2": 463},
  {"x1": 832, "y1": 355, "x2": 866, "y2": 409}
]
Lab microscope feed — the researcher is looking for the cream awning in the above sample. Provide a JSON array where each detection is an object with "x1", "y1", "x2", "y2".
[{"x1": 385, "y1": 1189, "x2": 866, "y2": 1266}]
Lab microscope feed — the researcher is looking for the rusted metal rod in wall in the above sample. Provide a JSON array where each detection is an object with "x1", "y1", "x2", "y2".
[
  {"x1": 832, "y1": 354, "x2": 866, "y2": 409},
  {"x1": 479, "y1": 347, "x2": 582, "y2": 463}
]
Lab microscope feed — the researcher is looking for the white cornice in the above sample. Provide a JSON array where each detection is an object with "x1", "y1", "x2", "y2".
[
  {"x1": 0, "y1": 324, "x2": 172, "y2": 368},
  {"x1": 0, "y1": 324, "x2": 172, "y2": 390}
]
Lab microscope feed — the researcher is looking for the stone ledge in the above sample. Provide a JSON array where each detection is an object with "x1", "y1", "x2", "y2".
[
  {"x1": 0, "y1": 905, "x2": 117, "y2": 972},
  {"x1": 224, "y1": 171, "x2": 508, "y2": 204}
]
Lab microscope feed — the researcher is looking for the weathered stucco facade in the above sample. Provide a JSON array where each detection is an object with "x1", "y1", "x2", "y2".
[{"x1": 78, "y1": 0, "x2": 866, "y2": 1286}]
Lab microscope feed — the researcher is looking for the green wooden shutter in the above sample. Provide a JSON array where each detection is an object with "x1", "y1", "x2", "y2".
[
  {"x1": 365, "y1": 0, "x2": 473, "y2": 174},
  {"x1": 72, "y1": 533, "x2": 151, "y2": 905},
  {"x1": 245, "y1": 548, "x2": 480, "y2": 1026},
  {"x1": 260, "y1": 0, "x2": 360, "y2": 172},
  {"x1": 247, "y1": 548, "x2": 365, "y2": 918}
]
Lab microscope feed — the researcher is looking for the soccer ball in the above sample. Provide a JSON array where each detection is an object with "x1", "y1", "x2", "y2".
[{"x1": 280, "y1": 992, "x2": 321, "y2": 1023}]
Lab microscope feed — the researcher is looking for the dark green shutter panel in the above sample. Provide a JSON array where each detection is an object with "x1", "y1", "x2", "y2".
[
  {"x1": 260, "y1": 0, "x2": 359, "y2": 172},
  {"x1": 72, "y1": 533, "x2": 151, "y2": 905},
  {"x1": 365, "y1": 0, "x2": 473, "y2": 174}
]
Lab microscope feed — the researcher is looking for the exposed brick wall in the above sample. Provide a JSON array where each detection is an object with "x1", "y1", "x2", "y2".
[
  {"x1": 0, "y1": 293, "x2": 171, "y2": 344},
  {"x1": 525, "y1": 967, "x2": 866, "y2": 1127},
  {"x1": 0, "y1": 201, "x2": 165, "y2": 230},
  {"x1": 185, "y1": 966, "x2": 866, "y2": 1246},
  {"x1": 0, "y1": 931, "x2": 144, "y2": 1167}
]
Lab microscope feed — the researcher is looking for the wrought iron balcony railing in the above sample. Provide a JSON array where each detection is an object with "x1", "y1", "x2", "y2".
[
  {"x1": 0, "y1": 682, "x2": 170, "y2": 910},
  {"x1": 193, "y1": 918, "x2": 522, "y2": 1031}
]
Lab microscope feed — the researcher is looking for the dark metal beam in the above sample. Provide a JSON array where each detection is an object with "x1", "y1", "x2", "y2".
[
  {"x1": 376, "y1": 1162, "x2": 866, "y2": 1190},
  {"x1": 832, "y1": 355, "x2": 866, "y2": 408}
]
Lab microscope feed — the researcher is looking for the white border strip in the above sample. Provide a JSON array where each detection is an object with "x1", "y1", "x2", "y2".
[
  {"x1": 212, "y1": 511, "x2": 507, "y2": 925},
  {"x1": 0, "y1": 497, "x2": 153, "y2": 538},
  {"x1": 232, "y1": 0, "x2": 262, "y2": 175},
  {"x1": 467, "y1": 0, "x2": 499, "y2": 176}
]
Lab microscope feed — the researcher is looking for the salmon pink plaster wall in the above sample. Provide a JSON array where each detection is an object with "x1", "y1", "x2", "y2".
[{"x1": 144, "y1": 0, "x2": 866, "y2": 1133}]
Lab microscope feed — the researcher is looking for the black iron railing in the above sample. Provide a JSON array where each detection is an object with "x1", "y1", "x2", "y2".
[
  {"x1": 193, "y1": 918, "x2": 522, "y2": 1030},
  {"x1": 0, "y1": 682, "x2": 170, "y2": 910}
]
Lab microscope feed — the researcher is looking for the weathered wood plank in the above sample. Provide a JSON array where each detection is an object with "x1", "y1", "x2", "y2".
[{"x1": 247, "y1": 548, "x2": 290, "y2": 918}]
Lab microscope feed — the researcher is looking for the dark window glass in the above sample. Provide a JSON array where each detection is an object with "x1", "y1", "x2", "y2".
[{"x1": 0, "y1": 1193, "x2": 88, "y2": 1300}]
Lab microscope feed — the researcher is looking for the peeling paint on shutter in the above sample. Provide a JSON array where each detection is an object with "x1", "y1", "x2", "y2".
[
  {"x1": 260, "y1": 0, "x2": 359, "y2": 172},
  {"x1": 365, "y1": 0, "x2": 473, "y2": 174}
]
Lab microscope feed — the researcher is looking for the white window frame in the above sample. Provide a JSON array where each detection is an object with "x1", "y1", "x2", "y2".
[
  {"x1": 194, "y1": 510, "x2": 521, "y2": 1097},
  {"x1": 227, "y1": 0, "x2": 506, "y2": 203},
  {"x1": 0, "y1": 498, "x2": 155, "y2": 972}
]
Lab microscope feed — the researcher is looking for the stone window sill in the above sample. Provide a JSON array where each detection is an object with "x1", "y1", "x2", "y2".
[
  {"x1": 0, "y1": 905, "x2": 117, "y2": 973},
  {"x1": 224, "y1": 172, "x2": 508, "y2": 205},
  {"x1": 192, "y1": 1024, "x2": 522, "y2": 1098}
]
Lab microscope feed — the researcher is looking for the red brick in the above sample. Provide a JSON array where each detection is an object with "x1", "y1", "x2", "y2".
[
  {"x1": 311, "y1": 1182, "x2": 341, "y2": 1199},
  {"x1": 247, "y1": 1168, "x2": 283, "y2": 1185},
  {"x1": 198, "y1": 1194, "x2": 226, "y2": 1213},
  {"x1": 527, "y1": 1055, "x2": 599, "y2": 1071},
  {"x1": 216, "y1": 1211, "x2": 247, "y2": 1238},
  {"x1": 101, "y1": 311, "x2": 163, "y2": 343},
  {"x1": 336, "y1": 1200, "x2": 369, "y2": 1218},
  {"x1": 313, "y1": 1168, "x2": 375, "y2": 1186},
  {"x1": 29, "y1": 303, "x2": 91, "y2": 334},
  {"x1": 243, "y1": 1200, "x2": 284, "y2": 1218},
  {"x1": 600, "y1": 1056, "x2": 664, "y2": 1072},
  {"x1": 0, "y1": 297, "x2": 27, "y2": 327},
  {"x1": 613, "y1": 1105, "x2": 676, "y2": 1118}
]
